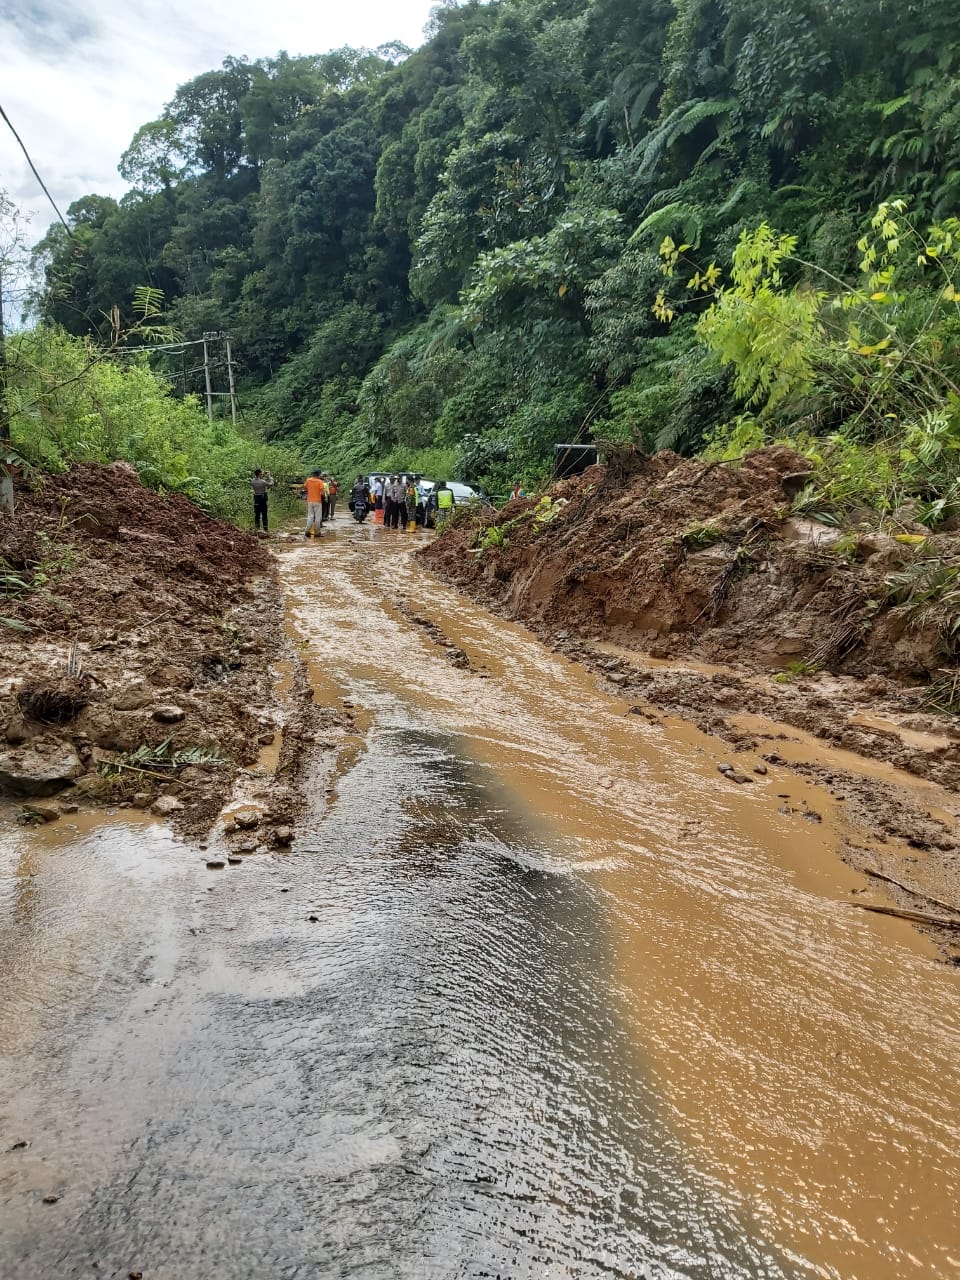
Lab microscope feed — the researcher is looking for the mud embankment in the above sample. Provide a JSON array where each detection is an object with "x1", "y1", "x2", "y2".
[
  {"x1": 420, "y1": 447, "x2": 960, "y2": 773},
  {"x1": 420, "y1": 447, "x2": 960, "y2": 955},
  {"x1": 0, "y1": 463, "x2": 317, "y2": 837}
]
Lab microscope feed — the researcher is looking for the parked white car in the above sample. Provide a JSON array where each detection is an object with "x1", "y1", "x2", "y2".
[{"x1": 419, "y1": 480, "x2": 481, "y2": 504}]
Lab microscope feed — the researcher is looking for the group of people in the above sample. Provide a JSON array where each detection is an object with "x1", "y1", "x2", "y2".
[
  {"x1": 249, "y1": 467, "x2": 342, "y2": 536},
  {"x1": 350, "y1": 474, "x2": 456, "y2": 529},
  {"x1": 250, "y1": 466, "x2": 458, "y2": 537}
]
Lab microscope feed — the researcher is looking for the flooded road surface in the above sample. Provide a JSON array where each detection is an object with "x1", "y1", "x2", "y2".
[{"x1": 2, "y1": 527, "x2": 960, "y2": 1279}]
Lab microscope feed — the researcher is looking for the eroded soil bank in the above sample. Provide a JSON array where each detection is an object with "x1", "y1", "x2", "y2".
[
  {"x1": 0, "y1": 463, "x2": 323, "y2": 840},
  {"x1": 420, "y1": 447, "x2": 960, "y2": 956}
]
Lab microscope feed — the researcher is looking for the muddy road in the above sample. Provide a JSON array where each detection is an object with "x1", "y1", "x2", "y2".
[{"x1": 1, "y1": 525, "x2": 959, "y2": 1279}]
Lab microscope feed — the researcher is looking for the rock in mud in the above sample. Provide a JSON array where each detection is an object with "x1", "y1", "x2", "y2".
[
  {"x1": 273, "y1": 825, "x2": 294, "y2": 846},
  {"x1": 726, "y1": 772, "x2": 753, "y2": 785},
  {"x1": 149, "y1": 663, "x2": 194, "y2": 689},
  {"x1": 19, "y1": 804, "x2": 59, "y2": 823},
  {"x1": 3, "y1": 717, "x2": 29, "y2": 745},
  {"x1": 0, "y1": 744, "x2": 82, "y2": 797},
  {"x1": 234, "y1": 811, "x2": 260, "y2": 831},
  {"x1": 205, "y1": 860, "x2": 226, "y2": 870},
  {"x1": 717, "y1": 763, "x2": 734, "y2": 774},
  {"x1": 152, "y1": 795, "x2": 183, "y2": 816},
  {"x1": 112, "y1": 685, "x2": 154, "y2": 712},
  {"x1": 152, "y1": 704, "x2": 186, "y2": 724}
]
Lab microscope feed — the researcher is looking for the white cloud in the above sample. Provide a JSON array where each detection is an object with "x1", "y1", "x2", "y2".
[{"x1": 1, "y1": 0, "x2": 438, "y2": 240}]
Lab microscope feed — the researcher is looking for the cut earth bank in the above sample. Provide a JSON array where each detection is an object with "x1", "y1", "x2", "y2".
[
  {"x1": 0, "y1": 462, "x2": 346, "y2": 858},
  {"x1": 420, "y1": 445, "x2": 960, "y2": 961}
]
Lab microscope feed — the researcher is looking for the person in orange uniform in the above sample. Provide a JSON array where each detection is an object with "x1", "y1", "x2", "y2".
[{"x1": 303, "y1": 470, "x2": 327, "y2": 538}]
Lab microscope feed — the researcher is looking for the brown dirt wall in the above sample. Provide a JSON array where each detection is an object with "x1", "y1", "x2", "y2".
[
  {"x1": 0, "y1": 463, "x2": 294, "y2": 834},
  {"x1": 419, "y1": 446, "x2": 960, "y2": 797}
]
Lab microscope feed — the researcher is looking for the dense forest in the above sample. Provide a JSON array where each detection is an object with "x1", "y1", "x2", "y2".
[{"x1": 23, "y1": 0, "x2": 960, "y2": 510}]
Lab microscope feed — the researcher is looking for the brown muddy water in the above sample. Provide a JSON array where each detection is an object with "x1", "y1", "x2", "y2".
[{"x1": 1, "y1": 524, "x2": 959, "y2": 1280}]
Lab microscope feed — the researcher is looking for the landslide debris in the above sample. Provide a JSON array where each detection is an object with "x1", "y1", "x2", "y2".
[
  {"x1": 421, "y1": 447, "x2": 960, "y2": 956},
  {"x1": 0, "y1": 462, "x2": 285, "y2": 830},
  {"x1": 419, "y1": 445, "x2": 960, "y2": 788},
  {"x1": 424, "y1": 446, "x2": 950, "y2": 674}
]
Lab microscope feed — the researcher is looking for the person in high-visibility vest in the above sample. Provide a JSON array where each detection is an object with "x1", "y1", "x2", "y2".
[
  {"x1": 434, "y1": 480, "x2": 455, "y2": 528},
  {"x1": 403, "y1": 477, "x2": 418, "y2": 529}
]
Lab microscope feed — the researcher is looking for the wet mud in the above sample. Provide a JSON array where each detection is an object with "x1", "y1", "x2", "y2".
[
  {"x1": 0, "y1": 462, "x2": 289, "y2": 835},
  {"x1": 1, "y1": 524, "x2": 959, "y2": 1278}
]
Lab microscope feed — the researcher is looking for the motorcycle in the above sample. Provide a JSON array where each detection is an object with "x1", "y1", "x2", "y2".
[{"x1": 350, "y1": 497, "x2": 368, "y2": 523}]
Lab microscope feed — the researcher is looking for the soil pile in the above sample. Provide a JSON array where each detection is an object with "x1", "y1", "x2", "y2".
[
  {"x1": 421, "y1": 446, "x2": 957, "y2": 674},
  {"x1": 0, "y1": 463, "x2": 288, "y2": 831},
  {"x1": 420, "y1": 446, "x2": 960, "y2": 791}
]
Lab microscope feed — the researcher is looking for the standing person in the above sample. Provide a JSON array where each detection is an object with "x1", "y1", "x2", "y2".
[
  {"x1": 373, "y1": 476, "x2": 385, "y2": 511},
  {"x1": 251, "y1": 468, "x2": 275, "y2": 532},
  {"x1": 391, "y1": 475, "x2": 406, "y2": 528},
  {"x1": 434, "y1": 479, "x2": 455, "y2": 528},
  {"x1": 328, "y1": 476, "x2": 339, "y2": 519},
  {"x1": 384, "y1": 474, "x2": 399, "y2": 528},
  {"x1": 403, "y1": 476, "x2": 418, "y2": 530},
  {"x1": 303, "y1": 470, "x2": 326, "y2": 538},
  {"x1": 511, "y1": 481, "x2": 526, "y2": 501},
  {"x1": 415, "y1": 477, "x2": 429, "y2": 527},
  {"x1": 321, "y1": 474, "x2": 331, "y2": 525}
]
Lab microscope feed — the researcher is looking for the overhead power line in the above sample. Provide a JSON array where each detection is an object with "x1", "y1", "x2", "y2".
[{"x1": 0, "y1": 101, "x2": 72, "y2": 235}]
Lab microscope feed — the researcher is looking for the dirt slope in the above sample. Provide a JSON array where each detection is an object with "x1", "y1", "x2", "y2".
[
  {"x1": 420, "y1": 447, "x2": 960, "y2": 789},
  {"x1": 0, "y1": 463, "x2": 297, "y2": 832}
]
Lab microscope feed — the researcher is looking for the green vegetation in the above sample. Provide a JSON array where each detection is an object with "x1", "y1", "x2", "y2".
[
  {"x1": 773, "y1": 659, "x2": 822, "y2": 683},
  {"x1": 4, "y1": 329, "x2": 302, "y2": 525},
  {"x1": 17, "y1": 0, "x2": 960, "y2": 508},
  {"x1": 887, "y1": 556, "x2": 960, "y2": 654},
  {"x1": 681, "y1": 521, "x2": 722, "y2": 550}
]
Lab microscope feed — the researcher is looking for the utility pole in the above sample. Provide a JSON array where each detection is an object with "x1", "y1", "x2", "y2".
[
  {"x1": 202, "y1": 332, "x2": 214, "y2": 423},
  {"x1": 0, "y1": 264, "x2": 14, "y2": 518},
  {"x1": 224, "y1": 334, "x2": 238, "y2": 428}
]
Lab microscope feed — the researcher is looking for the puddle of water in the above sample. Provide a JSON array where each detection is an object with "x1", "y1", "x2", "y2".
[
  {"x1": 1, "y1": 530, "x2": 959, "y2": 1279},
  {"x1": 254, "y1": 656, "x2": 295, "y2": 773},
  {"x1": 279, "y1": 537, "x2": 960, "y2": 1279},
  {"x1": 850, "y1": 710, "x2": 954, "y2": 753}
]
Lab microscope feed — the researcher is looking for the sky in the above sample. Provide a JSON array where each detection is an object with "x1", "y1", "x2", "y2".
[{"x1": 1, "y1": 0, "x2": 439, "y2": 244}]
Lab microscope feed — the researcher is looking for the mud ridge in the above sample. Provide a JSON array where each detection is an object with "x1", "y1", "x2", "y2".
[{"x1": 0, "y1": 462, "x2": 317, "y2": 839}]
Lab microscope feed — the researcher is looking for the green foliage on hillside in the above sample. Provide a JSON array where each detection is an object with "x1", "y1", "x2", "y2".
[
  {"x1": 5, "y1": 330, "x2": 302, "y2": 525},
  {"x1": 28, "y1": 0, "x2": 960, "y2": 502}
]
